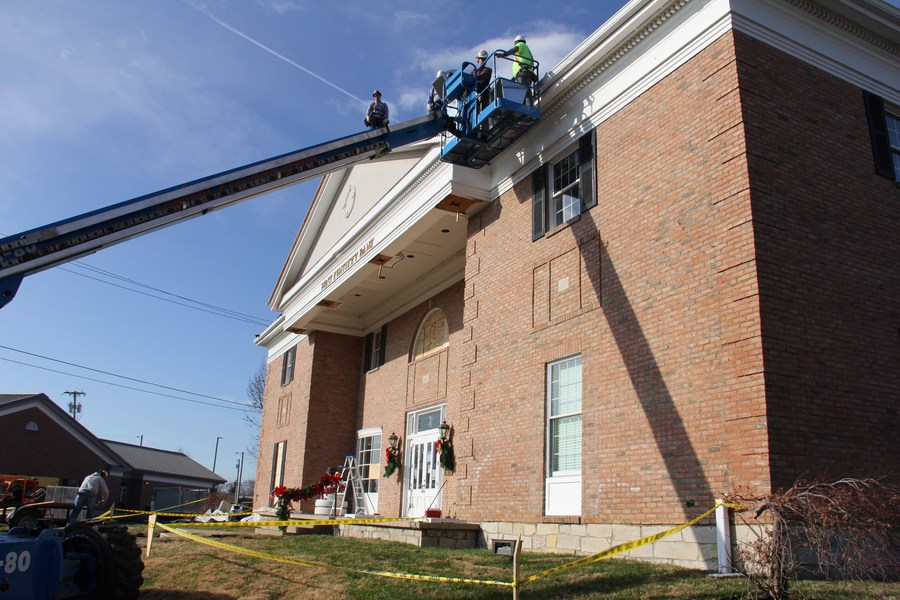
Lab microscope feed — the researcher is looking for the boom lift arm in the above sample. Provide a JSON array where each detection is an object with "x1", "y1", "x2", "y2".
[
  {"x1": 0, "y1": 114, "x2": 450, "y2": 309},
  {"x1": 0, "y1": 52, "x2": 541, "y2": 310}
]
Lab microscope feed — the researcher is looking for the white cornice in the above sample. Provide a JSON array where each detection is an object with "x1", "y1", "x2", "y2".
[
  {"x1": 731, "y1": 0, "x2": 900, "y2": 102},
  {"x1": 489, "y1": 0, "x2": 898, "y2": 194},
  {"x1": 490, "y1": 0, "x2": 732, "y2": 194}
]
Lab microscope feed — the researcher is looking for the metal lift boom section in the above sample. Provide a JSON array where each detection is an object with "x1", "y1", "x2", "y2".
[
  {"x1": 0, "y1": 113, "x2": 450, "y2": 309},
  {"x1": 0, "y1": 52, "x2": 542, "y2": 310}
]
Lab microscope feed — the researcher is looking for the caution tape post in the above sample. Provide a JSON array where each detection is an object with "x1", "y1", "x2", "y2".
[{"x1": 146, "y1": 513, "x2": 157, "y2": 558}]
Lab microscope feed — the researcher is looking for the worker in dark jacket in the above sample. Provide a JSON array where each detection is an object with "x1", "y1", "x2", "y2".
[
  {"x1": 474, "y1": 50, "x2": 493, "y2": 112},
  {"x1": 365, "y1": 90, "x2": 389, "y2": 129}
]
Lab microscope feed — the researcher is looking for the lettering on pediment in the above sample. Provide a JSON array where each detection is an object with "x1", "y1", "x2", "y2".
[{"x1": 320, "y1": 238, "x2": 374, "y2": 291}]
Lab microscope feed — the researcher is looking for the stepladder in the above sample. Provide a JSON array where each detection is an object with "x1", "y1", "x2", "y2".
[{"x1": 335, "y1": 455, "x2": 370, "y2": 516}]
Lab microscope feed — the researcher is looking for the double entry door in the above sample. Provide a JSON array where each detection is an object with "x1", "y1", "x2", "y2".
[{"x1": 402, "y1": 405, "x2": 444, "y2": 518}]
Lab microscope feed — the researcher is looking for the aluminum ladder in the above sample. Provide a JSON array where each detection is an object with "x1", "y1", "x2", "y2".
[{"x1": 336, "y1": 455, "x2": 368, "y2": 516}]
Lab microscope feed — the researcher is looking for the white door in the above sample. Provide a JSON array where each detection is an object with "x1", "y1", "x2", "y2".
[{"x1": 403, "y1": 405, "x2": 444, "y2": 518}]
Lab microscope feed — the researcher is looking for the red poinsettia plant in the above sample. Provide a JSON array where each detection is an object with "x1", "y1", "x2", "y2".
[
  {"x1": 383, "y1": 445, "x2": 401, "y2": 478},
  {"x1": 272, "y1": 472, "x2": 343, "y2": 522}
]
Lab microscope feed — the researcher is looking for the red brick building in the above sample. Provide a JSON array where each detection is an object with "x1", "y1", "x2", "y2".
[
  {"x1": 254, "y1": 0, "x2": 899, "y2": 567},
  {"x1": 0, "y1": 393, "x2": 225, "y2": 511}
]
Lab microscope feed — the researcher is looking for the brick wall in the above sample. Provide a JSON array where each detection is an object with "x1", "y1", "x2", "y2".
[
  {"x1": 734, "y1": 33, "x2": 900, "y2": 487},
  {"x1": 304, "y1": 331, "x2": 364, "y2": 486},
  {"x1": 456, "y1": 31, "x2": 769, "y2": 524},
  {"x1": 357, "y1": 280, "x2": 465, "y2": 517},
  {"x1": 253, "y1": 337, "x2": 313, "y2": 508},
  {"x1": 0, "y1": 406, "x2": 109, "y2": 485},
  {"x1": 254, "y1": 29, "x2": 898, "y2": 530},
  {"x1": 254, "y1": 331, "x2": 364, "y2": 511}
]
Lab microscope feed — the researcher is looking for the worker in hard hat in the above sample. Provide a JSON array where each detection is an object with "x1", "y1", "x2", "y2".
[
  {"x1": 365, "y1": 90, "x2": 389, "y2": 129},
  {"x1": 499, "y1": 35, "x2": 535, "y2": 104},
  {"x1": 504, "y1": 35, "x2": 535, "y2": 84},
  {"x1": 474, "y1": 50, "x2": 493, "y2": 113}
]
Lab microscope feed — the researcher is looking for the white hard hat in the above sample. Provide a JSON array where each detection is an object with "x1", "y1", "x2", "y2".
[
  {"x1": 476, "y1": 49, "x2": 488, "y2": 59},
  {"x1": 514, "y1": 35, "x2": 526, "y2": 44}
]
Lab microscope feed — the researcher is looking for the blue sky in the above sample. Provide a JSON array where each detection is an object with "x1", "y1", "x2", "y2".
[{"x1": 0, "y1": 0, "x2": 622, "y2": 483}]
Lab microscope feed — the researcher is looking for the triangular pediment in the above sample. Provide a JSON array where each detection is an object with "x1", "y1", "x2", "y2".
[{"x1": 304, "y1": 148, "x2": 429, "y2": 272}]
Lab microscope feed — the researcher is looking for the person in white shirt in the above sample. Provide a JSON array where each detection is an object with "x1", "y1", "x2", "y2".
[{"x1": 67, "y1": 469, "x2": 108, "y2": 526}]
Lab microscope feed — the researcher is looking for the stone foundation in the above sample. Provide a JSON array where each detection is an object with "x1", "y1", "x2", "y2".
[
  {"x1": 480, "y1": 522, "x2": 759, "y2": 571},
  {"x1": 336, "y1": 519, "x2": 480, "y2": 549}
]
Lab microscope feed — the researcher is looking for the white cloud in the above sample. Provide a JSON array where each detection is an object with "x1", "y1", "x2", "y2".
[
  {"x1": 409, "y1": 25, "x2": 586, "y2": 81},
  {"x1": 258, "y1": 0, "x2": 304, "y2": 16},
  {"x1": 0, "y1": 6, "x2": 283, "y2": 181}
]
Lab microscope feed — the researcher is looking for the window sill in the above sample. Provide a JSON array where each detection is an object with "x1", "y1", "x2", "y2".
[
  {"x1": 541, "y1": 213, "x2": 582, "y2": 240},
  {"x1": 541, "y1": 515, "x2": 582, "y2": 524}
]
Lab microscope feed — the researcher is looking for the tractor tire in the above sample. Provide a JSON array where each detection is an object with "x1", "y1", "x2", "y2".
[
  {"x1": 63, "y1": 523, "x2": 144, "y2": 599},
  {"x1": 8, "y1": 507, "x2": 40, "y2": 529}
]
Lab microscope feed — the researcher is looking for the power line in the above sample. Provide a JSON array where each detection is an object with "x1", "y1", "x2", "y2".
[
  {"x1": 0, "y1": 356, "x2": 251, "y2": 413},
  {"x1": 0, "y1": 344, "x2": 252, "y2": 409},
  {"x1": 0, "y1": 231, "x2": 271, "y2": 326},
  {"x1": 62, "y1": 262, "x2": 271, "y2": 325}
]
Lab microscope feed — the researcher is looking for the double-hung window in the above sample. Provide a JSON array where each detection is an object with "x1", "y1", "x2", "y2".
[
  {"x1": 356, "y1": 431, "x2": 382, "y2": 513},
  {"x1": 533, "y1": 130, "x2": 596, "y2": 239},
  {"x1": 270, "y1": 440, "x2": 287, "y2": 495},
  {"x1": 545, "y1": 354, "x2": 583, "y2": 515},
  {"x1": 280, "y1": 345, "x2": 296, "y2": 386},
  {"x1": 863, "y1": 91, "x2": 900, "y2": 181}
]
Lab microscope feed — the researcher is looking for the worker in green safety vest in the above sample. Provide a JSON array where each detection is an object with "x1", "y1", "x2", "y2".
[{"x1": 502, "y1": 35, "x2": 535, "y2": 85}]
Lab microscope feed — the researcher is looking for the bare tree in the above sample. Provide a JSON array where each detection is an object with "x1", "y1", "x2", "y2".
[
  {"x1": 244, "y1": 361, "x2": 266, "y2": 456},
  {"x1": 728, "y1": 477, "x2": 900, "y2": 600}
]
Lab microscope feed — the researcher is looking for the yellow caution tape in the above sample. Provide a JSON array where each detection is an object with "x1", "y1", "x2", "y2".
[
  {"x1": 154, "y1": 522, "x2": 511, "y2": 587},
  {"x1": 522, "y1": 501, "x2": 743, "y2": 584},
  {"x1": 154, "y1": 495, "x2": 211, "y2": 512},
  {"x1": 171, "y1": 516, "x2": 417, "y2": 528},
  {"x1": 113, "y1": 508, "x2": 256, "y2": 518},
  {"x1": 149, "y1": 501, "x2": 744, "y2": 589}
]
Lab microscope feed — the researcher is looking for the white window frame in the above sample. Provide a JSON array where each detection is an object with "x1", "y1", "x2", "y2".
[
  {"x1": 550, "y1": 147, "x2": 582, "y2": 228},
  {"x1": 356, "y1": 428, "x2": 382, "y2": 514},
  {"x1": 545, "y1": 354, "x2": 583, "y2": 516},
  {"x1": 270, "y1": 440, "x2": 287, "y2": 500}
]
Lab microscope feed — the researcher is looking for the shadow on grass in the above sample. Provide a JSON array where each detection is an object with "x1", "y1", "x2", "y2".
[
  {"x1": 517, "y1": 567, "x2": 655, "y2": 599},
  {"x1": 139, "y1": 592, "x2": 236, "y2": 600}
]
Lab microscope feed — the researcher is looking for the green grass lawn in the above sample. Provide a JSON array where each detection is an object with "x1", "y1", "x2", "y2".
[{"x1": 136, "y1": 524, "x2": 900, "y2": 599}]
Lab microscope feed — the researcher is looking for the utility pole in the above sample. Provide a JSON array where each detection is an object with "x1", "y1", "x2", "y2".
[
  {"x1": 234, "y1": 452, "x2": 244, "y2": 504},
  {"x1": 63, "y1": 390, "x2": 85, "y2": 421},
  {"x1": 212, "y1": 436, "x2": 222, "y2": 474}
]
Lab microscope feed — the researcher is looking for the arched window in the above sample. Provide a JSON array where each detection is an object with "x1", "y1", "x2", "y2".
[{"x1": 412, "y1": 309, "x2": 449, "y2": 361}]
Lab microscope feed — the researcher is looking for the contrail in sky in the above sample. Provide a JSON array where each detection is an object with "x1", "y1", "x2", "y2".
[{"x1": 189, "y1": 4, "x2": 368, "y2": 105}]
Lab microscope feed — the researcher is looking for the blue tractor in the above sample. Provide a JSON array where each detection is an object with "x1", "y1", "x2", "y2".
[{"x1": 0, "y1": 520, "x2": 143, "y2": 599}]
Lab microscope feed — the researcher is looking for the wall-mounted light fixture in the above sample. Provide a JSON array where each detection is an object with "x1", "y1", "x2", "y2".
[
  {"x1": 388, "y1": 432, "x2": 399, "y2": 450},
  {"x1": 439, "y1": 420, "x2": 450, "y2": 442}
]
